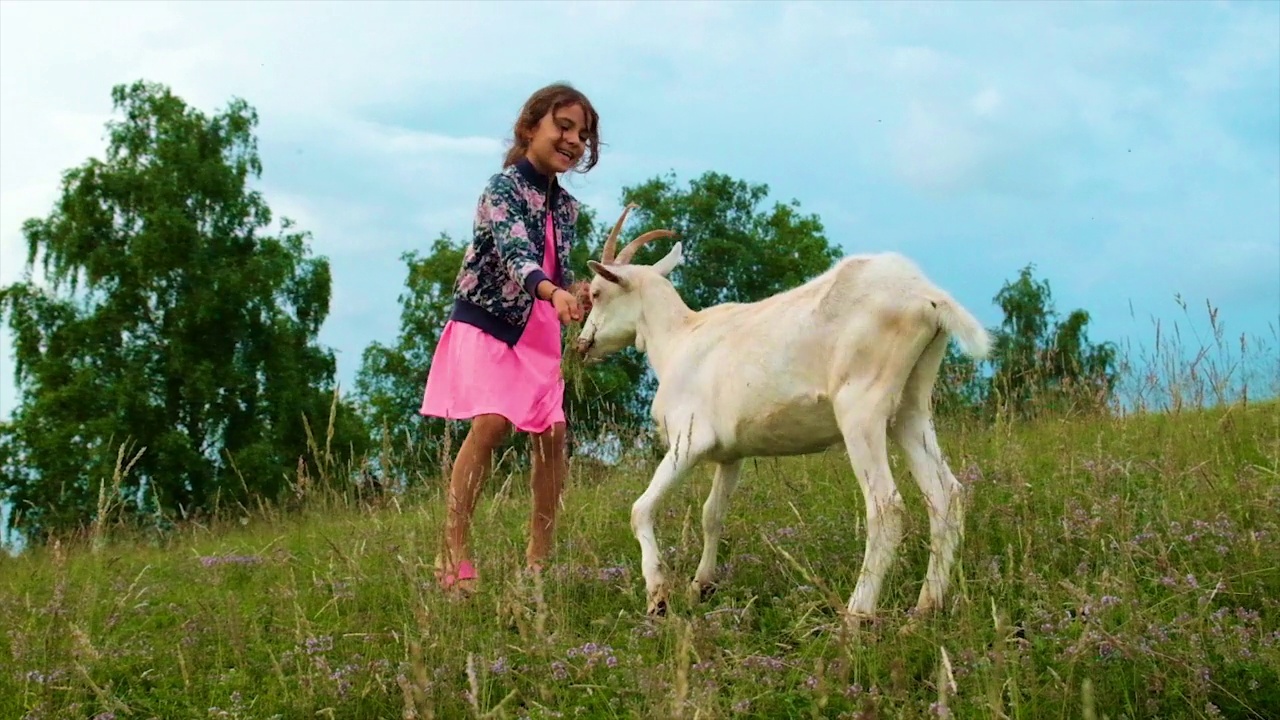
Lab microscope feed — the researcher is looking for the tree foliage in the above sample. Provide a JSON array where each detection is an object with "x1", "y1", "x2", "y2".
[
  {"x1": 0, "y1": 80, "x2": 369, "y2": 543},
  {"x1": 985, "y1": 264, "x2": 1119, "y2": 416},
  {"x1": 352, "y1": 232, "x2": 467, "y2": 476},
  {"x1": 935, "y1": 264, "x2": 1119, "y2": 420},
  {"x1": 617, "y1": 171, "x2": 843, "y2": 310}
]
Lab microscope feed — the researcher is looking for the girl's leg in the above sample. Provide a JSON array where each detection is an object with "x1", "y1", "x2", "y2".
[
  {"x1": 527, "y1": 421, "x2": 568, "y2": 570},
  {"x1": 440, "y1": 414, "x2": 510, "y2": 582}
]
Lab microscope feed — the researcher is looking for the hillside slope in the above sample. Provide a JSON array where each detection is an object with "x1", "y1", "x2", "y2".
[{"x1": 3, "y1": 402, "x2": 1278, "y2": 719}]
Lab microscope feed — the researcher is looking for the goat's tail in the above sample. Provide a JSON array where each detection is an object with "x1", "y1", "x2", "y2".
[{"x1": 933, "y1": 294, "x2": 992, "y2": 360}]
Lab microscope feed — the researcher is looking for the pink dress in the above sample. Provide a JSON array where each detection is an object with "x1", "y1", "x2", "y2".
[{"x1": 418, "y1": 212, "x2": 565, "y2": 433}]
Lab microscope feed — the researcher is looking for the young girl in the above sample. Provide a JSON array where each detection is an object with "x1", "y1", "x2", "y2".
[{"x1": 420, "y1": 82, "x2": 598, "y2": 595}]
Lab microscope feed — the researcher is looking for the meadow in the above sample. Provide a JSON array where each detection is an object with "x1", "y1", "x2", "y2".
[{"x1": 2, "y1": 316, "x2": 1278, "y2": 720}]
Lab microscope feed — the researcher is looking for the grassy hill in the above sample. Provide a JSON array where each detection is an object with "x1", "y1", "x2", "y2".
[{"x1": 2, "y1": 394, "x2": 1277, "y2": 719}]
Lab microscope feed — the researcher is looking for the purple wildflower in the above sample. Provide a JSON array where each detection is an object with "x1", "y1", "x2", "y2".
[
  {"x1": 22, "y1": 669, "x2": 64, "y2": 685},
  {"x1": 742, "y1": 655, "x2": 786, "y2": 671},
  {"x1": 328, "y1": 663, "x2": 359, "y2": 696},
  {"x1": 305, "y1": 635, "x2": 333, "y2": 655},
  {"x1": 597, "y1": 566, "x2": 627, "y2": 582},
  {"x1": 566, "y1": 642, "x2": 617, "y2": 670}
]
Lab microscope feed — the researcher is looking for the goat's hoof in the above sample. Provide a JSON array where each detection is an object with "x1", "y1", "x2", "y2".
[
  {"x1": 647, "y1": 598, "x2": 668, "y2": 618},
  {"x1": 914, "y1": 597, "x2": 941, "y2": 616},
  {"x1": 897, "y1": 616, "x2": 924, "y2": 637},
  {"x1": 692, "y1": 580, "x2": 718, "y2": 602},
  {"x1": 842, "y1": 611, "x2": 872, "y2": 633}
]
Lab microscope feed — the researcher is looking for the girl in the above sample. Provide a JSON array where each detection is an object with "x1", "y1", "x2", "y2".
[{"x1": 420, "y1": 82, "x2": 597, "y2": 595}]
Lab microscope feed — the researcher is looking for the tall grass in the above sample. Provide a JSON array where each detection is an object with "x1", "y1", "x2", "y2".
[
  {"x1": 1, "y1": 302, "x2": 1277, "y2": 720},
  {"x1": 1113, "y1": 297, "x2": 1280, "y2": 415}
]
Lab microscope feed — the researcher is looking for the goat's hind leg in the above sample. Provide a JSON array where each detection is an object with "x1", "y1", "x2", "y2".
[
  {"x1": 692, "y1": 460, "x2": 742, "y2": 602},
  {"x1": 890, "y1": 334, "x2": 966, "y2": 615},
  {"x1": 834, "y1": 383, "x2": 906, "y2": 624}
]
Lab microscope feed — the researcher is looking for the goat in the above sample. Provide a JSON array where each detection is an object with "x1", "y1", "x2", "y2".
[{"x1": 573, "y1": 204, "x2": 992, "y2": 624}]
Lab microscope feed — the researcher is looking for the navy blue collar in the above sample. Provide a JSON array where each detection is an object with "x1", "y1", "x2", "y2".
[{"x1": 514, "y1": 156, "x2": 555, "y2": 194}]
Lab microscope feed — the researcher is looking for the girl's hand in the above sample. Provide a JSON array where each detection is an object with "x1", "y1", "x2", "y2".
[{"x1": 550, "y1": 288, "x2": 582, "y2": 325}]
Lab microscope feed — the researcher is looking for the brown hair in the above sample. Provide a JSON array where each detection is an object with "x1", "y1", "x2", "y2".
[{"x1": 502, "y1": 82, "x2": 601, "y2": 173}]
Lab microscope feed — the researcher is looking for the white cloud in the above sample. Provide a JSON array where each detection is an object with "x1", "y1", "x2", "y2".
[
  {"x1": 344, "y1": 121, "x2": 505, "y2": 159},
  {"x1": 887, "y1": 45, "x2": 952, "y2": 82},
  {"x1": 1180, "y1": 9, "x2": 1280, "y2": 97},
  {"x1": 890, "y1": 100, "x2": 988, "y2": 193},
  {"x1": 970, "y1": 87, "x2": 1003, "y2": 118},
  {"x1": 259, "y1": 190, "x2": 329, "y2": 243}
]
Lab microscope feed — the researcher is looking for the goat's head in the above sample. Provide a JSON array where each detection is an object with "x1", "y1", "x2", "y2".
[{"x1": 574, "y1": 203, "x2": 682, "y2": 361}]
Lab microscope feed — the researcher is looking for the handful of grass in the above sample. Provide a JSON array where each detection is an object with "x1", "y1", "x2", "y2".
[{"x1": 560, "y1": 321, "x2": 593, "y2": 402}]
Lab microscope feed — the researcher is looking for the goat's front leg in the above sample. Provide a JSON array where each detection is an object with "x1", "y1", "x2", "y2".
[
  {"x1": 692, "y1": 460, "x2": 741, "y2": 602},
  {"x1": 632, "y1": 440, "x2": 705, "y2": 617}
]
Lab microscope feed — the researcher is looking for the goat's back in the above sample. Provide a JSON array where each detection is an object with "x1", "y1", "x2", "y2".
[
  {"x1": 684, "y1": 252, "x2": 938, "y2": 351},
  {"x1": 653, "y1": 253, "x2": 947, "y2": 457}
]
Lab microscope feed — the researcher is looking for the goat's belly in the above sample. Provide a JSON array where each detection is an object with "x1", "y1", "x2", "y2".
[{"x1": 728, "y1": 399, "x2": 842, "y2": 457}]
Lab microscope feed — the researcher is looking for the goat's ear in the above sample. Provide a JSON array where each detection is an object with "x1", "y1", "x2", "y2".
[
  {"x1": 588, "y1": 260, "x2": 627, "y2": 287},
  {"x1": 652, "y1": 241, "x2": 684, "y2": 277}
]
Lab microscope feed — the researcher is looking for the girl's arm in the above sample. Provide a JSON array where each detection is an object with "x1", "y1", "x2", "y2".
[{"x1": 480, "y1": 177, "x2": 551, "y2": 298}]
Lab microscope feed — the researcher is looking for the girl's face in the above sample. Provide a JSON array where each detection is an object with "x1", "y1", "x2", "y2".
[{"x1": 525, "y1": 103, "x2": 589, "y2": 176}]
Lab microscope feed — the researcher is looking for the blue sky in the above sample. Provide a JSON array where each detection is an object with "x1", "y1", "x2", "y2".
[{"x1": 1, "y1": 0, "x2": 1277, "y2": 422}]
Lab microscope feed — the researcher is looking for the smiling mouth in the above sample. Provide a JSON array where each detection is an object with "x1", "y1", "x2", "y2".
[{"x1": 556, "y1": 148, "x2": 576, "y2": 162}]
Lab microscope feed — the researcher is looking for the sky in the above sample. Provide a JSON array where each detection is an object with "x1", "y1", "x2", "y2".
[{"x1": 1, "y1": 0, "x2": 1278, "y2": 425}]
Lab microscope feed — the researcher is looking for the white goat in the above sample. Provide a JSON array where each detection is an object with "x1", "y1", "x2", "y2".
[{"x1": 574, "y1": 205, "x2": 992, "y2": 623}]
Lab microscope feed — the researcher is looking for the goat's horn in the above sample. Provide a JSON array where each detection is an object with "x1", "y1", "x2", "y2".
[
  {"x1": 601, "y1": 202, "x2": 639, "y2": 265},
  {"x1": 616, "y1": 229, "x2": 678, "y2": 265}
]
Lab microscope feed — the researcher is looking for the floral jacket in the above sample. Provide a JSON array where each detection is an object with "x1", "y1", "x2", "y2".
[{"x1": 449, "y1": 157, "x2": 580, "y2": 346}]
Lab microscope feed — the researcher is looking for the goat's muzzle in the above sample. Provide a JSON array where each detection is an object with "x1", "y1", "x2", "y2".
[{"x1": 574, "y1": 337, "x2": 594, "y2": 356}]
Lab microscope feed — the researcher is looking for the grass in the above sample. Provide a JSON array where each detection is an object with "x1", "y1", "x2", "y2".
[{"x1": 2, "y1": 312, "x2": 1279, "y2": 719}]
